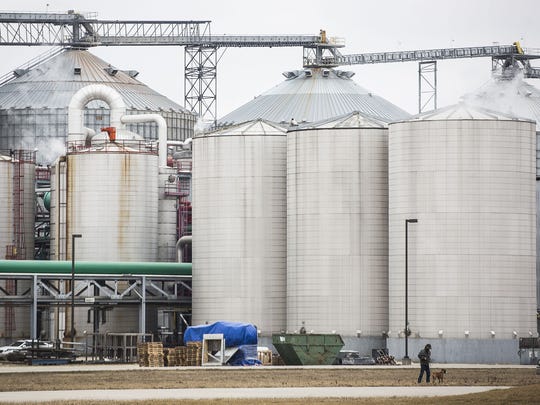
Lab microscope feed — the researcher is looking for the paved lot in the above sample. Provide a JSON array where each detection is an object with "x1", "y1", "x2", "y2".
[{"x1": 0, "y1": 386, "x2": 510, "y2": 402}]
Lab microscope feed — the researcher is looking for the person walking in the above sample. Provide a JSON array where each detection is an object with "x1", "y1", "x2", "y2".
[{"x1": 417, "y1": 344, "x2": 431, "y2": 383}]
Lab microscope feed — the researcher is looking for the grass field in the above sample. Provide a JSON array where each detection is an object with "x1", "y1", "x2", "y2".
[{"x1": 0, "y1": 366, "x2": 538, "y2": 404}]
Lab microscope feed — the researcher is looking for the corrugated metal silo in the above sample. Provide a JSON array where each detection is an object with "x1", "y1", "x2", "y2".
[
  {"x1": 192, "y1": 119, "x2": 287, "y2": 336},
  {"x1": 58, "y1": 136, "x2": 158, "y2": 262},
  {"x1": 463, "y1": 76, "x2": 540, "y2": 317},
  {"x1": 387, "y1": 104, "x2": 536, "y2": 363},
  {"x1": 287, "y1": 112, "x2": 389, "y2": 350},
  {"x1": 218, "y1": 68, "x2": 410, "y2": 126}
]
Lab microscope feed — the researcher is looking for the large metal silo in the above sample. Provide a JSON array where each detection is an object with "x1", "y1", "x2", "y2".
[
  {"x1": 287, "y1": 112, "x2": 389, "y2": 351},
  {"x1": 387, "y1": 104, "x2": 536, "y2": 364},
  {"x1": 463, "y1": 76, "x2": 540, "y2": 324},
  {"x1": 64, "y1": 139, "x2": 158, "y2": 262},
  {"x1": 218, "y1": 68, "x2": 410, "y2": 126},
  {"x1": 192, "y1": 120, "x2": 287, "y2": 337},
  {"x1": 50, "y1": 128, "x2": 158, "y2": 263}
]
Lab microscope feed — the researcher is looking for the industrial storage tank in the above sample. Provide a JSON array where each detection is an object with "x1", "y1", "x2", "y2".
[
  {"x1": 0, "y1": 150, "x2": 35, "y2": 340},
  {"x1": 0, "y1": 49, "x2": 195, "y2": 164},
  {"x1": 50, "y1": 85, "x2": 159, "y2": 262},
  {"x1": 287, "y1": 112, "x2": 390, "y2": 352},
  {"x1": 192, "y1": 119, "x2": 287, "y2": 337},
  {"x1": 463, "y1": 76, "x2": 540, "y2": 312},
  {"x1": 49, "y1": 127, "x2": 158, "y2": 339},
  {"x1": 218, "y1": 68, "x2": 410, "y2": 126},
  {"x1": 387, "y1": 103, "x2": 536, "y2": 363}
]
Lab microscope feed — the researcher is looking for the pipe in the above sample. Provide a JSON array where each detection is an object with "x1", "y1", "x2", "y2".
[
  {"x1": 83, "y1": 127, "x2": 96, "y2": 141},
  {"x1": 176, "y1": 235, "x2": 192, "y2": 263},
  {"x1": 167, "y1": 138, "x2": 192, "y2": 149},
  {"x1": 121, "y1": 114, "x2": 167, "y2": 167},
  {"x1": 68, "y1": 84, "x2": 126, "y2": 143},
  {"x1": 0, "y1": 260, "x2": 191, "y2": 276}
]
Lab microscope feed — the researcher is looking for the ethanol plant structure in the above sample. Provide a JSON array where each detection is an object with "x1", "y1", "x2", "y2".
[{"x1": 0, "y1": 10, "x2": 539, "y2": 364}]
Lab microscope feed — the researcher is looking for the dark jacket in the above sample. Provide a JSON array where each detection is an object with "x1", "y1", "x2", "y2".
[{"x1": 418, "y1": 348, "x2": 431, "y2": 365}]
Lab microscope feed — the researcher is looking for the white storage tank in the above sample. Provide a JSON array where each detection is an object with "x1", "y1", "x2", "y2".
[
  {"x1": 51, "y1": 132, "x2": 158, "y2": 262},
  {"x1": 463, "y1": 76, "x2": 540, "y2": 315},
  {"x1": 287, "y1": 112, "x2": 389, "y2": 350},
  {"x1": 387, "y1": 104, "x2": 536, "y2": 363},
  {"x1": 192, "y1": 119, "x2": 287, "y2": 336}
]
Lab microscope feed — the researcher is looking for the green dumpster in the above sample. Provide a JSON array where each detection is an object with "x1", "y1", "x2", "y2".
[{"x1": 272, "y1": 333, "x2": 344, "y2": 365}]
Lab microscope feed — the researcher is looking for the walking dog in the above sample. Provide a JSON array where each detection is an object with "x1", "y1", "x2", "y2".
[{"x1": 432, "y1": 369, "x2": 447, "y2": 383}]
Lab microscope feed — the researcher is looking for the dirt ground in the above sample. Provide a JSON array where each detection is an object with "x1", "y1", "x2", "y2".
[{"x1": 0, "y1": 366, "x2": 538, "y2": 391}]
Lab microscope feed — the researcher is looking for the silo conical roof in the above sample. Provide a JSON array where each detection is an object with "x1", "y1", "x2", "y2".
[
  {"x1": 202, "y1": 118, "x2": 287, "y2": 136},
  {"x1": 462, "y1": 76, "x2": 540, "y2": 128},
  {"x1": 218, "y1": 68, "x2": 410, "y2": 126},
  {"x1": 295, "y1": 111, "x2": 389, "y2": 130},
  {"x1": 400, "y1": 102, "x2": 533, "y2": 123},
  {"x1": 0, "y1": 49, "x2": 188, "y2": 113}
]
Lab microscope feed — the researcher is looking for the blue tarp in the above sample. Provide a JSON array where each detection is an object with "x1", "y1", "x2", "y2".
[
  {"x1": 183, "y1": 321, "x2": 257, "y2": 348},
  {"x1": 228, "y1": 344, "x2": 261, "y2": 366}
]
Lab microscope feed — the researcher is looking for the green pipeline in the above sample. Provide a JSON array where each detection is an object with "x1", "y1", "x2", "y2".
[{"x1": 0, "y1": 260, "x2": 192, "y2": 276}]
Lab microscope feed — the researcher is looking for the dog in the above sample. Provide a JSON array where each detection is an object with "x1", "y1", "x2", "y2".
[{"x1": 432, "y1": 369, "x2": 447, "y2": 384}]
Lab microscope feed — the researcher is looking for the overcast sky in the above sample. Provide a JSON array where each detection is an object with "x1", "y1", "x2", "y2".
[{"x1": 2, "y1": 0, "x2": 540, "y2": 117}]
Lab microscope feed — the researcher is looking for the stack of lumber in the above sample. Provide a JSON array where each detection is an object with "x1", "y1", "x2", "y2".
[
  {"x1": 137, "y1": 342, "x2": 164, "y2": 367},
  {"x1": 186, "y1": 341, "x2": 202, "y2": 366}
]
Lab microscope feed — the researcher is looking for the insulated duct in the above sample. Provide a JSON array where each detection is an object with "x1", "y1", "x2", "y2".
[
  {"x1": 121, "y1": 114, "x2": 168, "y2": 167},
  {"x1": 68, "y1": 84, "x2": 126, "y2": 143}
]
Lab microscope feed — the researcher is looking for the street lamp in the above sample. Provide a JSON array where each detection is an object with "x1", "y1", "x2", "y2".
[
  {"x1": 403, "y1": 218, "x2": 417, "y2": 365},
  {"x1": 71, "y1": 233, "x2": 82, "y2": 342}
]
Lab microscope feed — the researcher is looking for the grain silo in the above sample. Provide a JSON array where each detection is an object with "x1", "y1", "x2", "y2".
[
  {"x1": 192, "y1": 119, "x2": 287, "y2": 338},
  {"x1": 387, "y1": 103, "x2": 536, "y2": 363},
  {"x1": 218, "y1": 68, "x2": 409, "y2": 126},
  {"x1": 0, "y1": 49, "x2": 195, "y2": 164},
  {"x1": 463, "y1": 76, "x2": 540, "y2": 317},
  {"x1": 287, "y1": 112, "x2": 390, "y2": 352},
  {"x1": 0, "y1": 149, "x2": 35, "y2": 339}
]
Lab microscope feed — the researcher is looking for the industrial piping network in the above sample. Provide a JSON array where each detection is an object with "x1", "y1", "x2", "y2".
[{"x1": 68, "y1": 84, "x2": 170, "y2": 167}]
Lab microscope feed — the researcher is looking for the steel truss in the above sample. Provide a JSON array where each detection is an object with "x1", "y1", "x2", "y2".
[
  {"x1": 418, "y1": 61, "x2": 437, "y2": 113},
  {"x1": 185, "y1": 45, "x2": 218, "y2": 125},
  {"x1": 0, "y1": 273, "x2": 192, "y2": 340},
  {"x1": 0, "y1": 12, "x2": 539, "y2": 129}
]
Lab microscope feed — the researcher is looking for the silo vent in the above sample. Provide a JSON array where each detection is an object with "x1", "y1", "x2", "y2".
[
  {"x1": 282, "y1": 71, "x2": 300, "y2": 79},
  {"x1": 322, "y1": 69, "x2": 330, "y2": 77},
  {"x1": 13, "y1": 68, "x2": 29, "y2": 78},
  {"x1": 124, "y1": 70, "x2": 139, "y2": 78},
  {"x1": 304, "y1": 69, "x2": 312, "y2": 78},
  {"x1": 74, "y1": 67, "x2": 81, "y2": 75},
  {"x1": 336, "y1": 70, "x2": 355, "y2": 79},
  {"x1": 105, "y1": 67, "x2": 118, "y2": 76}
]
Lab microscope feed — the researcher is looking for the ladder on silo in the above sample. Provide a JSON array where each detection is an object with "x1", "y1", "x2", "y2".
[{"x1": 11, "y1": 150, "x2": 26, "y2": 260}]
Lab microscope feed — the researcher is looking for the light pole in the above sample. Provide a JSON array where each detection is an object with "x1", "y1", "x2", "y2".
[
  {"x1": 403, "y1": 218, "x2": 417, "y2": 365},
  {"x1": 71, "y1": 233, "x2": 82, "y2": 342}
]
